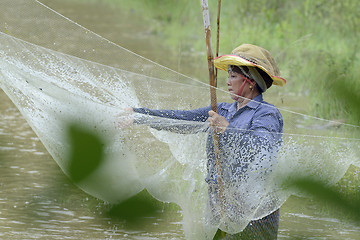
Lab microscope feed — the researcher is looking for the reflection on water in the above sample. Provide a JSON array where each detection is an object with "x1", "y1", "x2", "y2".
[{"x1": 1, "y1": 0, "x2": 360, "y2": 239}]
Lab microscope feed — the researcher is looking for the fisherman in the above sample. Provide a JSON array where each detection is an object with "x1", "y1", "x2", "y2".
[
  {"x1": 208, "y1": 43, "x2": 285, "y2": 240},
  {"x1": 120, "y1": 44, "x2": 286, "y2": 239}
]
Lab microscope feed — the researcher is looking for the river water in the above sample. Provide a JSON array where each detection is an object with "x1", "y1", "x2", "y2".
[{"x1": 0, "y1": 0, "x2": 360, "y2": 239}]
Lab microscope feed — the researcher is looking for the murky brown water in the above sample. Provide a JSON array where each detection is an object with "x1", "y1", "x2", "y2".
[{"x1": 1, "y1": 0, "x2": 360, "y2": 239}]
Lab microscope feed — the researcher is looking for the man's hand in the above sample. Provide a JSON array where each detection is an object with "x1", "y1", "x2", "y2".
[{"x1": 208, "y1": 110, "x2": 229, "y2": 134}]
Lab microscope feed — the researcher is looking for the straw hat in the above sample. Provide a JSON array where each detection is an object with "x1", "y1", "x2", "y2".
[{"x1": 214, "y1": 44, "x2": 286, "y2": 91}]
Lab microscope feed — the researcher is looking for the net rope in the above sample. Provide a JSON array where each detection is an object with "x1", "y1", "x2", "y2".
[{"x1": 0, "y1": 1, "x2": 359, "y2": 239}]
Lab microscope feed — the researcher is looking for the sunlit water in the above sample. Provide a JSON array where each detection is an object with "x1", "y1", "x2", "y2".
[{"x1": 0, "y1": 1, "x2": 360, "y2": 239}]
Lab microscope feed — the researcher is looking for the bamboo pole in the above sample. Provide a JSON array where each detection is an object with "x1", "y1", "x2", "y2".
[
  {"x1": 201, "y1": 0, "x2": 224, "y2": 210},
  {"x1": 216, "y1": 0, "x2": 221, "y2": 58},
  {"x1": 201, "y1": 0, "x2": 217, "y2": 112},
  {"x1": 215, "y1": 0, "x2": 221, "y2": 83}
]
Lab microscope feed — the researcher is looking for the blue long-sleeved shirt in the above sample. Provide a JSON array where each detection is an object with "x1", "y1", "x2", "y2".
[{"x1": 133, "y1": 94, "x2": 283, "y2": 184}]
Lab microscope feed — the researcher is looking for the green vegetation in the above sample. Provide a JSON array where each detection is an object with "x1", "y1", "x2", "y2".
[
  {"x1": 63, "y1": 0, "x2": 359, "y2": 125},
  {"x1": 70, "y1": 0, "x2": 359, "y2": 124}
]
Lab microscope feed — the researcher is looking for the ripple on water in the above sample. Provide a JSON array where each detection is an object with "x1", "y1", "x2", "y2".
[
  {"x1": 0, "y1": 146, "x2": 17, "y2": 151},
  {"x1": 78, "y1": 215, "x2": 95, "y2": 220},
  {"x1": 34, "y1": 211, "x2": 50, "y2": 217},
  {"x1": 49, "y1": 209, "x2": 75, "y2": 217}
]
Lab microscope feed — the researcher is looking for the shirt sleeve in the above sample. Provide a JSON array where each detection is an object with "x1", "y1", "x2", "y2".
[
  {"x1": 132, "y1": 106, "x2": 212, "y2": 134},
  {"x1": 133, "y1": 107, "x2": 211, "y2": 122}
]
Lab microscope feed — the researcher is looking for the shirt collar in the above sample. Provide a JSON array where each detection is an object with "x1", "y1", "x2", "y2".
[
  {"x1": 220, "y1": 94, "x2": 263, "y2": 114},
  {"x1": 246, "y1": 93, "x2": 263, "y2": 109}
]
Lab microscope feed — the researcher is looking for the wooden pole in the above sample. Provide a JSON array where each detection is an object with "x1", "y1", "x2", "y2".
[
  {"x1": 216, "y1": 0, "x2": 221, "y2": 59},
  {"x1": 215, "y1": 0, "x2": 221, "y2": 83},
  {"x1": 201, "y1": 0, "x2": 217, "y2": 112},
  {"x1": 201, "y1": 0, "x2": 224, "y2": 211}
]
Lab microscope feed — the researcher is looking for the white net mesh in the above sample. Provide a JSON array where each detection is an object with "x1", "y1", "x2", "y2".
[{"x1": 0, "y1": 0, "x2": 359, "y2": 239}]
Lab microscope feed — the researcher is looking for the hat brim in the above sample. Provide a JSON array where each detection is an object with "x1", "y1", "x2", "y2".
[{"x1": 213, "y1": 55, "x2": 286, "y2": 86}]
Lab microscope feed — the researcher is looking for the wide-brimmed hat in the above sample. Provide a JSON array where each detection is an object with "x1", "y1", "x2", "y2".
[{"x1": 214, "y1": 44, "x2": 286, "y2": 90}]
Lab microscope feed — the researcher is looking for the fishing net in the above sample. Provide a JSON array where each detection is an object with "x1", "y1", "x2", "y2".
[{"x1": 0, "y1": 0, "x2": 359, "y2": 239}]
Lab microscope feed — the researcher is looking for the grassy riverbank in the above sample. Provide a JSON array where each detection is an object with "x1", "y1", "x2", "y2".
[{"x1": 71, "y1": 0, "x2": 359, "y2": 125}]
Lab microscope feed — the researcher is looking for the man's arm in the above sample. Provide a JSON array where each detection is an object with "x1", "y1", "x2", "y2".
[{"x1": 132, "y1": 106, "x2": 212, "y2": 134}]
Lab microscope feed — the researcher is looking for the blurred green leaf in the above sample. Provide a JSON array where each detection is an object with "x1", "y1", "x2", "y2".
[
  {"x1": 107, "y1": 189, "x2": 162, "y2": 227},
  {"x1": 290, "y1": 178, "x2": 360, "y2": 223},
  {"x1": 213, "y1": 229, "x2": 226, "y2": 240},
  {"x1": 66, "y1": 124, "x2": 167, "y2": 227},
  {"x1": 68, "y1": 124, "x2": 104, "y2": 183},
  {"x1": 331, "y1": 80, "x2": 360, "y2": 124}
]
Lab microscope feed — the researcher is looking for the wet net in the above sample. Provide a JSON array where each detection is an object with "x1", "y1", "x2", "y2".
[{"x1": 0, "y1": 0, "x2": 359, "y2": 239}]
